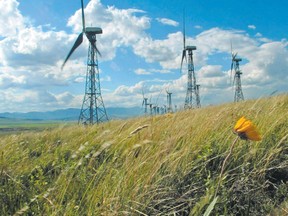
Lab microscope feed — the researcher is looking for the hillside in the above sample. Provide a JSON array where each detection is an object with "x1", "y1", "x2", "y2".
[{"x1": 0, "y1": 95, "x2": 287, "y2": 215}]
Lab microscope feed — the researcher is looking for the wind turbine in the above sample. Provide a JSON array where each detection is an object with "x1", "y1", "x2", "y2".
[
  {"x1": 62, "y1": 0, "x2": 108, "y2": 124},
  {"x1": 230, "y1": 42, "x2": 244, "y2": 102},
  {"x1": 166, "y1": 88, "x2": 173, "y2": 113},
  {"x1": 180, "y1": 11, "x2": 200, "y2": 109},
  {"x1": 141, "y1": 90, "x2": 149, "y2": 115}
]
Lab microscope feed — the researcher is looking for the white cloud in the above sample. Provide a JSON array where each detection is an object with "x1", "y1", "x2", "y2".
[
  {"x1": 1, "y1": 27, "x2": 70, "y2": 66},
  {"x1": 255, "y1": 32, "x2": 262, "y2": 37},
  {"x1": 156, "y1": 18, "x2": 178, "y2": 27},
  {"x1": 135, "y1": 68, "x2": 171, "y2": 75},
  {"x1": 248, "y1": 25, "x2": 256, "y2": 30},
  {"x1": 194, "y1": 25, "x2": 203, "y2": 29},
  {"x1": 55, "y1": 92, "x2": 75, "y2": 105},
  {"x1": 114, "y1": 81, "x2": 145, "y2": 96},
  {"x1": 0, "y1": 0, "x2": 25, "y2": 37},
  {"x1": 0, "y1": 88, "x2": 83, "y2": 112},
  {"x1": 198, "y1": 65, "x2": 224, "y2": 78},
  {"x1": 135, "y1": 68, "x2": 151, "y2": 75},
  {"x1": 242, "y1": 40, "x2": 288, "y2": 84},
  {"x1": 151, "y1": 69, "x2": 171, "y2": 74},
  {"x1": 133, "y1": 32, "x2": 182, "y2": 69},
  {"x1": 100, "y1": 75, "x2": 112, "y2": 82}
]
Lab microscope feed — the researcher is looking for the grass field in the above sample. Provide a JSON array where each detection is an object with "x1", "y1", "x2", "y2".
[
  {"x1": 0, "y1": 118, "x2": 74, "y2": 134},
  {"x1": 0, "y1": 94, "x2": 287, "y2": 215}
]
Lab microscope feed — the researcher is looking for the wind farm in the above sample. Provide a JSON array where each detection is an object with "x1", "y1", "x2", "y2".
[{"x1": 0, "y1": 0, "x2": 287, "y2": 215}]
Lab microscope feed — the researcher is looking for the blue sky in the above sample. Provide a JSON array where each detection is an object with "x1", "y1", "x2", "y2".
[{"x1": 0, "y1": 0, "x2": 287, "y2": 112}]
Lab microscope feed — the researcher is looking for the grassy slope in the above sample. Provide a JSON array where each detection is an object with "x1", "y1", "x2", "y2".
[
  {"x1": 0, "y1": 118, "x2": 71, "y2": 135},
  {"x1": 0, "y1": 95, "x2": 288, "y2": 215}
]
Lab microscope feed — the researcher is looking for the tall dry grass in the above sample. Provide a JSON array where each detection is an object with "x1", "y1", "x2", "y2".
[{"x1": 0, "y1": 94, "x2": 287, "y2": 215}]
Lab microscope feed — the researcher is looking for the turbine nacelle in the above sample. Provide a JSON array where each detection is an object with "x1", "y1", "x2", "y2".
[
  {"x1": 233, "y1": 57, "x2": 242, "y2": 62},
  {"x1": 185, "y1": 46, "x2": 197, "y2": 51},
  {"x1": 85, "y1": 27, "x2": 103, "y2": 35}
]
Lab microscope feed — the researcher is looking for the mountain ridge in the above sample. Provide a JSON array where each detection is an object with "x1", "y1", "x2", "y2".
[{"x1": 0, "y1": 107, "x2": 143, "y2": 120}]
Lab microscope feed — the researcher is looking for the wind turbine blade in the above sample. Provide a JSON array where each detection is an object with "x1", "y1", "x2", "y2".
[
  {"x1": 183, "y1": 8, "x2": 186, "y2": 49},
  {"x1": 230, "y1": 40, "x2": 235, "y2": 85},
  {"x1": 81, "y1": 0, "x2": 85, "y2": 32},
  {"x1": 155, "y1": 88, "x2": 163, "y2": 106},
  {"x1": 95, "y1": 47, "x2": 102, "y2": 57},
  {"x1": 180, "y1": 50, "x2": 186, "y2": 73},
  {"x1": 230, "y1": 62, "x2": 233, "y2": 83},
  {"x1": 91, "y1": 43, "x2": 102, "y2": 57},
  {"x1": 86, "y1": 34, "x2": 102, "y2": 57},
  {"x1": 61, "y1": 32, "x2": 83, "y2": 70},
  {"x1": 180, "y1": 9, "x2": 187, "y2": 74},
  {"x1": 141, "y1": 89, "x2": 145, "y2": 98},
  {"x1": 230, "y1": 40, "x2": 233, "y2": 56},
  {"x1": 166, "y1": 86, "x2": 170, "y2": 94}
]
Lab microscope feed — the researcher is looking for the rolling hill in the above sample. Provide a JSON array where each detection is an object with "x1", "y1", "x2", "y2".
[{"x1": 0, "y1": 94, "x2": 287, "y2": 215}]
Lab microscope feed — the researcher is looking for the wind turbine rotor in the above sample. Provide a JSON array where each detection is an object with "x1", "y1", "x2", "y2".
[
  {"x1": 61, "y1": 0, "x2": 102, "y2": 70},
  {"x1": 229, "y1": 40, "x2": 240, "y2": 85}
]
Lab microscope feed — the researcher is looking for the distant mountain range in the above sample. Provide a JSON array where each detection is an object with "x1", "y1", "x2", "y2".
[{"x1": 0, "y1": 107, "x2": 143, "y2": 121}]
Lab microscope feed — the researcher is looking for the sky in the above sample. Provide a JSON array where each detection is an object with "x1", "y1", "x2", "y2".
[{"x1": 0, "y1": 0, "x2": 287, "y2": 113}]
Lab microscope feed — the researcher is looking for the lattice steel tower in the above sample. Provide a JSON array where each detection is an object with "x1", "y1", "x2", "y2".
[
  {"x1": 231, "y1": 56, "x2": 244, "y2": 102},
  {"x1": 181, "y1": 46, "x2": 201, "y2": 109},
  {"x1": 78, "y1": 30, "x2": 108, "y2": 124}
]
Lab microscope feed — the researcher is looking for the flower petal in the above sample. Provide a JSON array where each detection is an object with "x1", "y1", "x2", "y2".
[
  {"x1": 236, "y1": 120, "x2": 253, "y2": 133},
  {"x1": 245, "y1": 129, "x2": 262, "y2": 141},
  {"x1": 234, "y1": 116, "x2": 247, "y2": 131}
]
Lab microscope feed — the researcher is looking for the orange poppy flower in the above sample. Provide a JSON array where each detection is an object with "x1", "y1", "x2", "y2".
[{"x1": 233, "y1": 116, "x2": 261, "y2": 141}]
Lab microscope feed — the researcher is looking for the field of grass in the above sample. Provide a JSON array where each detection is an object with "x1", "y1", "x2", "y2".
[
  {"x1": 0, "y1": 94, "x2": 287, "y2": 215},
  {"x1": 0, "y1": 118, "x2": 74, "y2": 134}
]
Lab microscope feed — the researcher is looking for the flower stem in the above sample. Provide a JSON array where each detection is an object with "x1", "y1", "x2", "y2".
[{"x1": 215, "y1": 136, "x2": 239, "y2": 197}]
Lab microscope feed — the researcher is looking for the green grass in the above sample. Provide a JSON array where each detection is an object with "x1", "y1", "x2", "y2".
[
  {"x1": 0, "y1": 94, "x2": 288, "y2": 215},
  {"x1": 0, "y1": 118, "x2": 74, "y2": 134}
]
